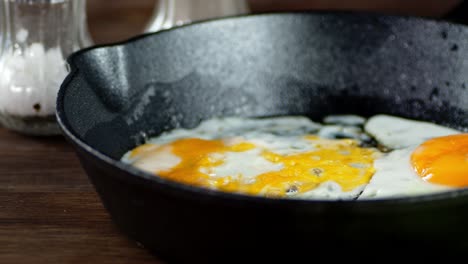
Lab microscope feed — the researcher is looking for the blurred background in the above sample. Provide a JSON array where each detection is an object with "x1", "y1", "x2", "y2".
[{"x1": 88, "y1": 0, "x2": 463, "y2": 44}]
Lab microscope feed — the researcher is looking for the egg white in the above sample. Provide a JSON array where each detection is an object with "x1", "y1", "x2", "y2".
[
  {"x1": 365, "y1": 115, "x2": 459, "y2": 149},
  {"x1": 200, "y1": 148, "x2": 283, "y2": 180},
  {"x1": 148, "y1": 116, "x2": 322, "y2": 145},
  {"x1": 358, "y1": 147, "x2": 453, "y2": 199}
]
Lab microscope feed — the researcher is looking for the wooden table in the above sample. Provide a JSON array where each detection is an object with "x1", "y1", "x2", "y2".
[{"x1": 0, "y1": 130, "x2": 159, "y2": 263}]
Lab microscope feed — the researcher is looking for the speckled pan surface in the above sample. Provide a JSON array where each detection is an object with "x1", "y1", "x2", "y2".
[{"x1": 57, "y1": 12, "x2": 468, "y2": 262}]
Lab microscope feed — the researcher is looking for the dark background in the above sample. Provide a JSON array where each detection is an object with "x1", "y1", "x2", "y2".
[{"x1": 87, "y1": 0, "x2": 464, "y2": 44}]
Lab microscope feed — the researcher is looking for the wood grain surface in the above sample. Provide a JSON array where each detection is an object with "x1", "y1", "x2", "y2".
[
  {"x1": 0, "y1": 0, "x2": 462, "y2": 263},
  {"x1": 0, "y1": 129, "x2": 160, "y2": 263}
]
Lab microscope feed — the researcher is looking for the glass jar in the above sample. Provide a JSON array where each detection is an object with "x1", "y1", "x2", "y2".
[
  {"x1": 0, "y1": 0, "x2": 92, "y2": 135},
  {"x1": 145, "y1": 0, "x2": 249, "y2": 32}
]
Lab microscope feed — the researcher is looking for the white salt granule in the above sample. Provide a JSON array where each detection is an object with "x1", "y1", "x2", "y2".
[
  {"x1": 17, "y1": 29, "x2": 29, "y2": 43},
  {"x1": 0, "y1": 42, "x2": 67, "y2": 117}
]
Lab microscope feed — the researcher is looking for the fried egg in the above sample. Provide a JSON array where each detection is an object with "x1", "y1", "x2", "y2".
[
  {"x1": 122, "y1": 115, "x2": 466, "y2": 200},
  {"x1": 359, "y1": 115, "x2": 464, "y2": 199},
  {"x1": 123, "y1": 117, "x2": 379, "y2": 199}
]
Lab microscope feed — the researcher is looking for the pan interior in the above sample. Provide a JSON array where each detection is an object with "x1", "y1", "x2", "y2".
[{"x1": 61, "y1": 13, "x2": 468, "y2": 167}]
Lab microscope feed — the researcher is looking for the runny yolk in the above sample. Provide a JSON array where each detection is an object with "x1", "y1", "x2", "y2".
[
  {"x1": 411, "y1": 134, "x2": 468, "y2": 187},
  {"x1": 157, "y1": 138, "x2": 257, "y2": 189},
  {"x1": 129, "y1": 136, "x2": 378, "y2": 197},
  {"x1": 252, "y1": 137, "x2": 377, "y2": 195}
]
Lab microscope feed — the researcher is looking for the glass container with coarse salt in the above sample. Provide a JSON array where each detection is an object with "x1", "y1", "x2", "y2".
[{"x1": 0, "y1": 0, "x2": 92, "y2": 135}]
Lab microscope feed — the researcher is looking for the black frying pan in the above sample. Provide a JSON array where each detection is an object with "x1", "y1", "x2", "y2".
[{"x1": 57, "y1": 12, "x2": 468, "y2": 263}]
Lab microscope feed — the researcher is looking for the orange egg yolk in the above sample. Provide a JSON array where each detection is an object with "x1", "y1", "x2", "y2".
[
  {"x1": 411, "y1": 134, "x2": 468, "y2": 187},
  {"x1": 129, "y1": 136, "x2": 378, "y2": 197}
]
